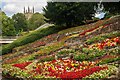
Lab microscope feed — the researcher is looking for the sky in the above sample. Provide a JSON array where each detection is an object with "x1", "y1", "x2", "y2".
[{"x1": 1, "y1": 0, "x2": 47, "y2": 17}]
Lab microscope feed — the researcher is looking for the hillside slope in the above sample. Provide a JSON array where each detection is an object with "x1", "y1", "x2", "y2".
[{"x1": 2, "y1": 15, "x2": 120, "y2": 79}]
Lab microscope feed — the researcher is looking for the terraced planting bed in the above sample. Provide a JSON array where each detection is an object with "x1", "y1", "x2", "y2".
[{"x1": 2, "y1": 16, "x2": 120, "y2": 79}]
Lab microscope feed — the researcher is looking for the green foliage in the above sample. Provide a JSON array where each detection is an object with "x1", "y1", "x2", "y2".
[
  {"x1": 38, "y1": 41, "x2": 64, "y2": 56},
  {"x1": 74, "y1": 48, "x2": 106, "y2": 61},
  {"x1": 88, "y1": 49, "x2": 106, "y2": 60},
  {"x1": 97, "y1": 57, "x2": 120, "y2": 65},
  {"x1": 44, "y1": 2, "x2": 97, "y2": 27},
  {"x1": 2, "y1": 25, "x2": 61, "y2": 55},
  {"x1": 12, "y1": 13, "x2": 28, "y2": 33},
  {"x1": 109, "y1": 47, "x2": 120, "y2": 55},
  {"x1": 84, "y1": 65, "x2": 118, "y2": 79},
  {"x1": 28, "y1": 13, "x2": 46, "y2": 30},
  {"x1": 39, "y1": 56, "x2": 55, "y2": 62},
  {"x1": 1, "y1": 12, "x2": 16, "y2": 36},
  {"x1": 104, "y1": 12, "x2": 113, "y2": 19},
  {"x1": 92, "y1": 17, "x2": 100, "y2": 21},
  {"x1": 103, "y1": 2, "x2": 120, "y2": 15},
  {"x1": 58, "y1": 49, "x2": 75, "y2": 55},
  {"x1": 74, "y1": 53, "x2": 87, "y2": 61},
  {"x1": 82, "y1": 48, "x2": 90, "y2": 54},
  {"x1": 86, "y1": 31, "x2": 120, "y2": 44}
]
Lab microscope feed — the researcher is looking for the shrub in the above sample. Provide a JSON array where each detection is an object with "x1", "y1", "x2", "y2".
[{"x1": 2, "y1": 25, "x2": 61, "y2": 55}]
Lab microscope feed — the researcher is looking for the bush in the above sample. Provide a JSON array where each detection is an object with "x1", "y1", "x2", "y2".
[{"x1": 2, "y1": 25, "x2": 63, "y2": 55}]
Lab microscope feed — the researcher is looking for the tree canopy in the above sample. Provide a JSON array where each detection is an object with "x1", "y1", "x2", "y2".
[
  {"x1": 1, "y1": 12, "x2": 16, "y2": 36},
  {"x1": 103, "y1": 2, "x2": 120, "y2": 15},
  {"x1": 12, "y1": 13, "x2": 28, "y2": 33},
  {"x1": 28, "y1": 13, "x2": 46, "y2": 30},
  {"x1": 43, "y1": 2, "x2": 97, "y2": 27}
]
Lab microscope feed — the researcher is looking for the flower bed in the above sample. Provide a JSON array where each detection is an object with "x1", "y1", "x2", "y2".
[
  {"x1": 95, "y1": 55, "x2": 117, "y2": 62},
  {"x1": 79, "y1": 22, "x2": 112, "y2": 36},
  {"x1": 86, "y1": 31, "x2": 120, "y2": 44},
  {"x1": 3, "y1": 58, "x2": 119, "y2": 79},
  {"x1": 57, "y1": 49, "x2": 76, "y2": 58},
  {"x1": 74, "y1": 48, "x2": 106, "y2": 61},
  {"x1": 28, "y1": 59, "x2": 108, "y2": 78},
  {"x1": 59, "y1": 66, "x2": 108, "y2": 79},
  {"x1": 12, "y1": 62, "x2": 32, "y2": 69},
  {"x1": 89, "y1": 37, "x2": 120, "y2": 49},
  {"x1": 83, "y1": 65, "x2": 118, "y2": 79},
  {"x1": 96, "y1": 57, "x2": 120, "y2": 65},
  {"x1": 2, "y1": 16, "x2": 120, "y2": 79},
  {"x1": 79, "y1": 26, "x2": 100, "y2": 36}
]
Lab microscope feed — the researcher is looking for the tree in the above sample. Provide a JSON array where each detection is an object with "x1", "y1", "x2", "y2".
[
  {"x1": 28, "y1": 13, "x2": 46, "y2": 30},
  {"x1": 12, "y1": 13, "x2": 28, "y2": 33},
  {"x1": 103, "y1": 2, "x2": 120, "y2": 15},
  {"x1": 43, "y1": 2, "x2": 97, "y2": 27},
  {"x1": 1, "y1": 12, "x2": 16, "y2": 36}
]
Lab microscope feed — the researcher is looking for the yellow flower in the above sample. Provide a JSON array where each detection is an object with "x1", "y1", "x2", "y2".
[
  {"x1": 71, "y1": 63, "x2": 74, "y2": 67},
  {"x1": 83, "y1": 61, "x2": 88, "y2": 65}
]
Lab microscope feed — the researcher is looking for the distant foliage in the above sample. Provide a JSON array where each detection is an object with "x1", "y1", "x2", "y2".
[
  {"x1": 28, "y1": 13, "x2": 46, "y2": 30},
  {"x1": 2, "y1": 25, "x2": 60, "y2": 54},
  {"x1": 1, "y1": 12, "x2": 16, "y2": 36},
  {"x1": 12, "y1": 13, "x2": 28, "y2": 33}
]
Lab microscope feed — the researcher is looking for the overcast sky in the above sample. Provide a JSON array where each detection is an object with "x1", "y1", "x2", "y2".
[{"x1": 1, "y1": 0, "x2": 47, "y2": 17}]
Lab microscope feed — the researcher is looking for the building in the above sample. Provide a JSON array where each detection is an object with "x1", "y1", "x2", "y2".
[{"x1": 24, "y1": 6, "x2": 34, "y2": 20}]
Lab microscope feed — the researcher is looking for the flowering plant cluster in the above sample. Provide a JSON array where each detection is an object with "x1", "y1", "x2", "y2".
[
  {"x1": 59, "y1": 66, "x2": 108, "y2": 79},
  {"x1": 2, "y1": 17, "x2": 120, "y2": 79},
  {"x1": 79, "y1": 26, "x2": 99, "y2": 36},
  {"x1": 95, "y1": 54, "x2": 118, "y2": 63},
  {"x1": 32, "y1": 41, "x2": 46, "y2": 47},
  {"x1": 29, "y1": 59, "x2": 108, "y2": 79},
  {"x1": 12, "y1": 62, "x2": 32, "y2": 69},
  {"x1": 89, "y1": 37, "x2": 120, "y2": 49},
  {"x1": 79, "y1": 23, "x2": 111, "y2": 36},
  {"x1": 45, "y1": 34, "x2": 58, "y2": 41},
  {"x1": 84, "y1": 65, "x2": 118, "y2": 79}
]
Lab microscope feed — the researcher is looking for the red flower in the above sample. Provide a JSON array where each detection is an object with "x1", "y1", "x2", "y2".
[
  {"x1": 35, "y1": 67, "x2": 41, "y2": 74},
  {"x1": 59, "y1": 66, "x2": 108, "y2": 79},
  {"x1": 113, "y1": 37, "x2": 119, "y2": 43},
  {"x1": 98, "y1": 44, "x2": 104, "y2": 49},
  {"x1": 12, "y1": 62, "x2": 32, "y2": 69}
]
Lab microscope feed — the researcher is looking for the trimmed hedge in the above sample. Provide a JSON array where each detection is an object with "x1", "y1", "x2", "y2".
[{"x1": 2, "y1": 25, "x2": 62, "y2": 55}]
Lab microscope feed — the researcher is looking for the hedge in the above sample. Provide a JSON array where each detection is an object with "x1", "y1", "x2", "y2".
[{"x1": 2, "y1": 25, "x2": 62, "y2": 55}]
